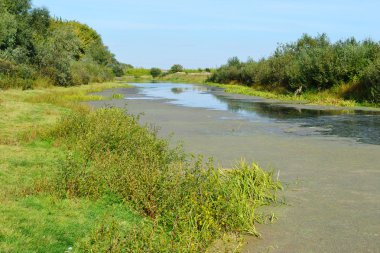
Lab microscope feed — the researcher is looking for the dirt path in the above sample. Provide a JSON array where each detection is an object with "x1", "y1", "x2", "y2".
[{"x1": 89, "y1": 87, "x2": 380, "y2": 253}]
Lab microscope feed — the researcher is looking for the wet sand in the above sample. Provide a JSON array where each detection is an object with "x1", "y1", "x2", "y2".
[{"x1": 88, "y1": 87, "x2": 380, "y2": 253}]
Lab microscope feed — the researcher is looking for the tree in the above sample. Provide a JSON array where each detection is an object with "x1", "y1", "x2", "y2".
[
  {"x1": 1, "y1": 0, "x2": 31, "y2": 15},
  {"x1": 170, "y1": 64, "x2": 183, "y2": 73},
  {"x1": 35, "y1": 26, "x2": 80, "y2": 86},
  {"x1": 150, "y1": 67, "x2": 162, "y2": 78},
  {"x1": 0, "y1": 12, "x2": 17, "y2": 49},
  {"x1": 30, "y1": 8, "x2": 50, "y2": 36}
]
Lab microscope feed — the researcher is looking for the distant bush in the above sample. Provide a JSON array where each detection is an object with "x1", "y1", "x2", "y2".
[
  {"x1": 51, "y1": 108, "x2": 281, "y2": 252},
  {"x1": 170, "y1": 64, "x2": 184, "y2": 73},
  {"x1": 150, "y1": 67, "x2": 162, "y2": 78}
]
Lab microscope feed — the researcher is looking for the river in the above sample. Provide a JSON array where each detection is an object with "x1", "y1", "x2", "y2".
[{"x1": 89, "y1": 82, "x2": 380, "y2": 253}]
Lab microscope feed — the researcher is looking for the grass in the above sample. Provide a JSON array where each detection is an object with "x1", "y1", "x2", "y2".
[
  {"x1": 205, "y1": 82, "x2": 380, "y2": 108},
  {"x1": 159, "y1": 72, "x2": 211, "y2": 84},
  {"x1": 0, "y1": 81, "x2": 281, "y2": 252},
  {"x1": 0, "y1": 82, "x2": 136, "y2": 252},
  {"x1": 111, "y1": 93, "x2": 125, "y2": 99},
  {"x1": 49, "y1": 108, "x2": 281, "y2": 252}
]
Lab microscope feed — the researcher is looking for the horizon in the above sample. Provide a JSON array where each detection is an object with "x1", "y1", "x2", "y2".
[{"x1": 33, "y1": 0, "x2": 380, "y2": 69}]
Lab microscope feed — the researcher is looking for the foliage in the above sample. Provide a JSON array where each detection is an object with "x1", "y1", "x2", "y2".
[
  {"x1": 170, "y1": 64, "x2": 184, "y2": 73},
  {"x1": 0, "y1": 82, "x2": 280, "y2": 252},
  {"x1": 0, "y1": 82, "x2": 133, "y2": 252},
  {"x1": 150, "y1": 67, "x2": 162, "y2": 78},
  {"x1": 50, "y1": 108, "x2": 281, "y2": 252},
  {"x1": 356, "y1": 57, "x2": 380, "y2": 103},
  {"x1": 209, "y1": 34, "x2": 380, "y2": 104},
  {"x1": 125, "y1": 67, "x2": 151, "y2": 77},
  {"x1": 0, "y1": 0, "x2": 124, "y2": 88}
]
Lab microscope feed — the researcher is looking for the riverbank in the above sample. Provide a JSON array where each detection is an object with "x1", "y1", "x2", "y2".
[
  {"x1": 206, "y1": 82, "x2": 380, "y2": 109},
  {"x1": 0, "y1": 82, "x2": 281, "y2": 252}
]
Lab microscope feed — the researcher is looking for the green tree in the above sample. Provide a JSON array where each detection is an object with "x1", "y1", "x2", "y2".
[
  {"x1": 150, "y1": 67, "x2": 162, "y2": 78},
  {"x1": 358, "y1": 58, "x2": 380, "y2": 103},
  {"x1": 30, "y1": 7, "x2": 50, "y2": 36},
  {"x1": 170, "y1": 64, "x2": 183, "y2": 73},
  {"x1": 0, "y1": 12, "x2": 17, "y2": 49},
  {"x1": 35, "y1": 26, "x2": 80, "y2": 86},
  {"x1": 0, "y1": 0, "x2": 31, "y2": 15}
]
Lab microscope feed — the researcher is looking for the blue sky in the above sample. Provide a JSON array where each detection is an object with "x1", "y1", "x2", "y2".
[{"x1": 33, "y1": 0, "x2": 380, "y2": 69}]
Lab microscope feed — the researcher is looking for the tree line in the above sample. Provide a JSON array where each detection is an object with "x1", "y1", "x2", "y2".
[
  {"x1": 0, "y1": 0, "x2": 124, "y2": 89},
  {"x1": 208, "y1": 34, "x2": 380, "y2": 103}
]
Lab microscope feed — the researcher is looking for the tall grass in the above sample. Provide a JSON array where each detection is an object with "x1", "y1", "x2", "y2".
[{"x1": 47, "y1": 108, "x2": 282, "y2": 252}]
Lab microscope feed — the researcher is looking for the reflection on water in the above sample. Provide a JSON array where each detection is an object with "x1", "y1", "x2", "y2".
[{"x1": 130, "y1": 83, "x2": 380, "y2": 145}]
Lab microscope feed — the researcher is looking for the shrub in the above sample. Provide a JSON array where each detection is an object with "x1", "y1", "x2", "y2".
[
  {"x1": 50, "y1": 108, "x2": 281, "y2": 252},
  {"x1": 150, "y1": 67, "x2": 162, "y2": 78},
  {"x1": 209, "y1": 34, "x2": 380, "y2": 103},
  {"x1": 170, "y1": 64, "x2": 184, "y2": 73},
  {"x1": 357, "y1": 58, "x2": 380, "y2": 103}
]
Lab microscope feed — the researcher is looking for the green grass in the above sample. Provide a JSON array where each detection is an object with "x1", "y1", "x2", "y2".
[
  {"x1": 159, "y1": 72, "x2": 211, "y2": 84},
  {"x1": 0, "y1": 82, "x2": 138, "y2": 252},
  {"x1": 111, "y1": 93, "x2": 125, "y2": 99},
  {"x1": 48, "y1": 108, "x2": 281, "y2": 252},
  {"x1": 0, "y1": 81, "x2": 281, "y2": 252},
  {"x1": 124, "y1": 68, "x2": 152, "y2": 78},
  {"x1": 205, "y1": 83, "x2": 380, "y2": 108}
]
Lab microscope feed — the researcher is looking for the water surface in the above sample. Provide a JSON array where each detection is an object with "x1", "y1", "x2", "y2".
[{"x1": 128, "y1": 83, "x2": 380, "y2": 145}]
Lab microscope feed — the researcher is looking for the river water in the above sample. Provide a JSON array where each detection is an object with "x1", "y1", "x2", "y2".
[
  {"x1": 89, "y1": 83, "x2": 380, "y2": 253},
  {"x1": 128, "y1": 82, "x2": 380, "y2": 145}
]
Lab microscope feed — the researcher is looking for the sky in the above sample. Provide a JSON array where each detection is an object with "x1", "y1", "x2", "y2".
[{"x1": 33, "y1": 0, "x2": 380, "y2": 69}]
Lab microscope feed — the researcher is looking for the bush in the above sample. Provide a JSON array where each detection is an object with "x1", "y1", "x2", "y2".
[
  {"x1": 357, "y1": 58, "x2": 380, "y2": 103},
  {"x1": 50, "y1": 108, "x2": 281, "y2": 252},
  {"x1": 208, "y1": 34, "x2": 380, "y2": 102},
  {"x1": 150, "y1": 67, "x2": 162, "y2": 78},
  {"x1": 70, "y1": 60, "x2": 113, "y2": 85},
  {"x1": 170, "y1": 64, "x2": 184, "y2": 73}
]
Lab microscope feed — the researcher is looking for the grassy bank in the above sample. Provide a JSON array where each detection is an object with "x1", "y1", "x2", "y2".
[
  {"x1": 205, "y1": 82, "x2": 380, "y2": 108},
  {"x1": 0, "y1": 82, "x2": 281, "y2": 252},
  {"x1": 156, "y1": 75, "x2": 377, "y2": 108},
  {"x1": 159, "y1": 72, "x2": 212, "y2": 84}
]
